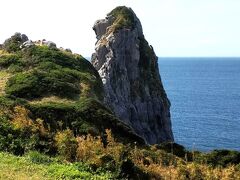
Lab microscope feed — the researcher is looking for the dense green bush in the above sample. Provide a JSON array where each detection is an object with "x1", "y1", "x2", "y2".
[
  {"x1": 157, "y1": 142, "x2": 186, "y2": 158},
  {"x1": 194, "y1": 149, "x2": 240, "y2": 167},
  {"x1": 0, "y1": 115, "x2": 36, "y2": 155},
  {"x1": 3, "y1": 33, "x2": 23, "y2": 53},
  {"x1": 21, "y1": 45, "x2": 98, "y2": 75},
  {"x1": 0, "y1": 103, "x2": 55, "y2": 155},
  {"x1": 6, "y1": 68, "x2": 80, "y2": 99},
  {"x1": 0, "y1": 54, "x2": 22, "y2": 68},
  {"x1": 157, "y1": 143, "x2": 240, "y2": 168},
  {"x1": 0, "y1": 44, "x2": 103, "y2": 100}
]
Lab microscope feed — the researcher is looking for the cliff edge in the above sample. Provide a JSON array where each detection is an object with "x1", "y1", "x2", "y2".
[{"x1": 92, "y1": 6, "x2": 174, "y2": 144}]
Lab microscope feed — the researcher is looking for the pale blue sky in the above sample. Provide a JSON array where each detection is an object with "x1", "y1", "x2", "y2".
[{"x1": 1, "y1": 0, "x2": 240, "y2": 57}]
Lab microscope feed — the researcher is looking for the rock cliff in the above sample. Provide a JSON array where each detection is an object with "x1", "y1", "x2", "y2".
[{"x1": 91, "y1": 6, "x2": 174, "y2": 144}]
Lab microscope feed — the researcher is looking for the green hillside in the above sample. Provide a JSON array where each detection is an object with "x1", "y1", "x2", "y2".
[
  {"x1": 0, "y1": 152, "x2": 112, "y2": 179},
  {"x1": 0, "y1": 33, "x2": 144, "y2": 156},
  {"x1": 0, "y1": 33, "x2": 240, "y2": 179}
]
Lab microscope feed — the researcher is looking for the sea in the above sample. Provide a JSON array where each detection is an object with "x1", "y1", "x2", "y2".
[{"x1": 158, "y1": 58, "x2": 240, "y2": 151}]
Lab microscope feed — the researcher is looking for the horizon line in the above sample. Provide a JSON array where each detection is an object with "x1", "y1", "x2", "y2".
[
  {"x1": 157, "y1": 56, "x2": 240, "y2": 58},
  {"x1": 85, "y1": 56, "x2": 240, "y2": 59}
]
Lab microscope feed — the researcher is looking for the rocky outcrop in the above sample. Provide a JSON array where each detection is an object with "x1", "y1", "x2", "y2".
[
  {"x1": 2, "y1": 33, "x2": 58, "y2": 52},
  {"x1": 91, "y1": 6, "x2": 174, "y2": 144}
]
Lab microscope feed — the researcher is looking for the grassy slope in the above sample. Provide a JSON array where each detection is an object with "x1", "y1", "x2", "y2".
[
  {"x1": 0, "y1": 152, "x2": 49, "y2": 180},
  {"x1": 0, "y1": 34, "x2": 146, "y2": 179},
  {"x1": 0, "y1": 34, "x2": 144, "y2": 149},
  {"x1": 0, "y1": 152, "x2": 112, "y2": 180},
  {"x1": 1, "y1": 144, "x2": 240, "y2": 180}
]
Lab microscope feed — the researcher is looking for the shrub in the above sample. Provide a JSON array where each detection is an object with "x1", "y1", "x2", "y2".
[
  {"x1": 0, "y1": 54, "x2": 21, "y2": 69},
  {"x1": 54, "y1": 129, "x2": 77, "y2": 161},
  {"x1": 26, "y1": 151, "x2": 53, "y2": 164},
  {"x1": 0, "y1": 105, "x2": 53, "y2": 155},
  {"x1": 11, "y1": 106, "x2": 36, "y2": 131},
  {"x1": 2, "y1": 33, "x2": 28, "y2": 52},
  {"x1": 76, "y1": 134, "x2": 104, "y2": 165},
  {"x1": 75, "y1": 129, "x2": 148, "y2": 178},
  {"x1": 187, "y1": 163, "x2": 203, "y2": 179},
  {"x1": 3, "y1": 33, "x2": 23, "y2": 53},
  {"x1": 4, "y1": 45, "x2": 103, "y2": 100},
  {"x1": 0, "y1": 114, "x2": 31, "y2": 155},
  {"x1": 195, "y1": 149, "x2": 240, "y2": 167},
  {"x1": 6, "y1": 69, "x2": 80, "y2": 99},
  {"x1": 27, "y1": 99, "x2": 144, "y2": 145},
  {"x1": 105, "y1": 129, "x2": 124, "y2": 164},
  {"x1": 176, "y1": 163, "x2": 190, "y2": 180},
  {"x1": 118, "y1": 158, "x2": 150, "y2": 180},
  {"x1": 157, "y1": 142, "x2": 186, "y2": 158}
]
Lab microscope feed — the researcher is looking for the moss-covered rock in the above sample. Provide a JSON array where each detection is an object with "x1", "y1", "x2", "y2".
[{"x1": 107, "y1": 6, "x2": 136, "y2": 31}]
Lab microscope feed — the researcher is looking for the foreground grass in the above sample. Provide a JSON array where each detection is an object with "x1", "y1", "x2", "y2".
[
  {"x1": 0, "y1": 152, "x2": 48, "y2": 180},
  {"x1": 0, "y1": 152, "x2": 112, "y2": 180}
]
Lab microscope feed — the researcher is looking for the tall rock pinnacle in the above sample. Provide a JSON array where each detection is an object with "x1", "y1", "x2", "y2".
[{"x1": 91, "y1": 6, "x2": 174, "y2": 144}]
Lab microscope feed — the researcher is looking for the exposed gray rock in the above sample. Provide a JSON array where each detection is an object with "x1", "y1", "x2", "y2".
[
  {"x1": 20, "y1": 40, "x2": 34, "y2": 49},
  {"x1": 46, "y1": 41, "x2": 57, "y2": 49},
  {"x1": 91, "y1": 6, "x2": 174, "y2": 144},
  {"x1": 65, "y1": 48, "x2": 72, "y2": 53},
  {"x1": 20, "y1": 34, "x2": 28, "y2": 43},
  {"x1": 39, "y1": 40, "x2": 56, "y2": 49},
  {"x1": 93, "y1": 16, "x2": 114, "y2": 40}
]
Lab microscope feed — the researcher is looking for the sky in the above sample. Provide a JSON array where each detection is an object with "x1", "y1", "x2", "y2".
[{"x1": 1, "y1": 0, "x2": 240, "y2": 57}]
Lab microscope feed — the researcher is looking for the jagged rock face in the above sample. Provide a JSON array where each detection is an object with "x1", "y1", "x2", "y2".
[{"x1": 92, "y1": 6, "x2": 174, "y2": 144}]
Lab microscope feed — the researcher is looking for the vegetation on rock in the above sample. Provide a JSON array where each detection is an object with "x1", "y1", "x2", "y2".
[
  {"x1": 108, "y1": 6, "x2": 136, "y2": 32},
  {"x1": 138, "y1": 37, "x2": 170, "y2": 106}
]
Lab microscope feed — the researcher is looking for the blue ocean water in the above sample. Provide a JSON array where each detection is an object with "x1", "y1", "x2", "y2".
[{"x1": 158, "y1": 58, "x2": 240, "y2": 151}]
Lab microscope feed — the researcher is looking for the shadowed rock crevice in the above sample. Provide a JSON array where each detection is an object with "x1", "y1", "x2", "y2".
[{"x1": 92, "y1": 6, "x2": 174, "y2": 144}]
